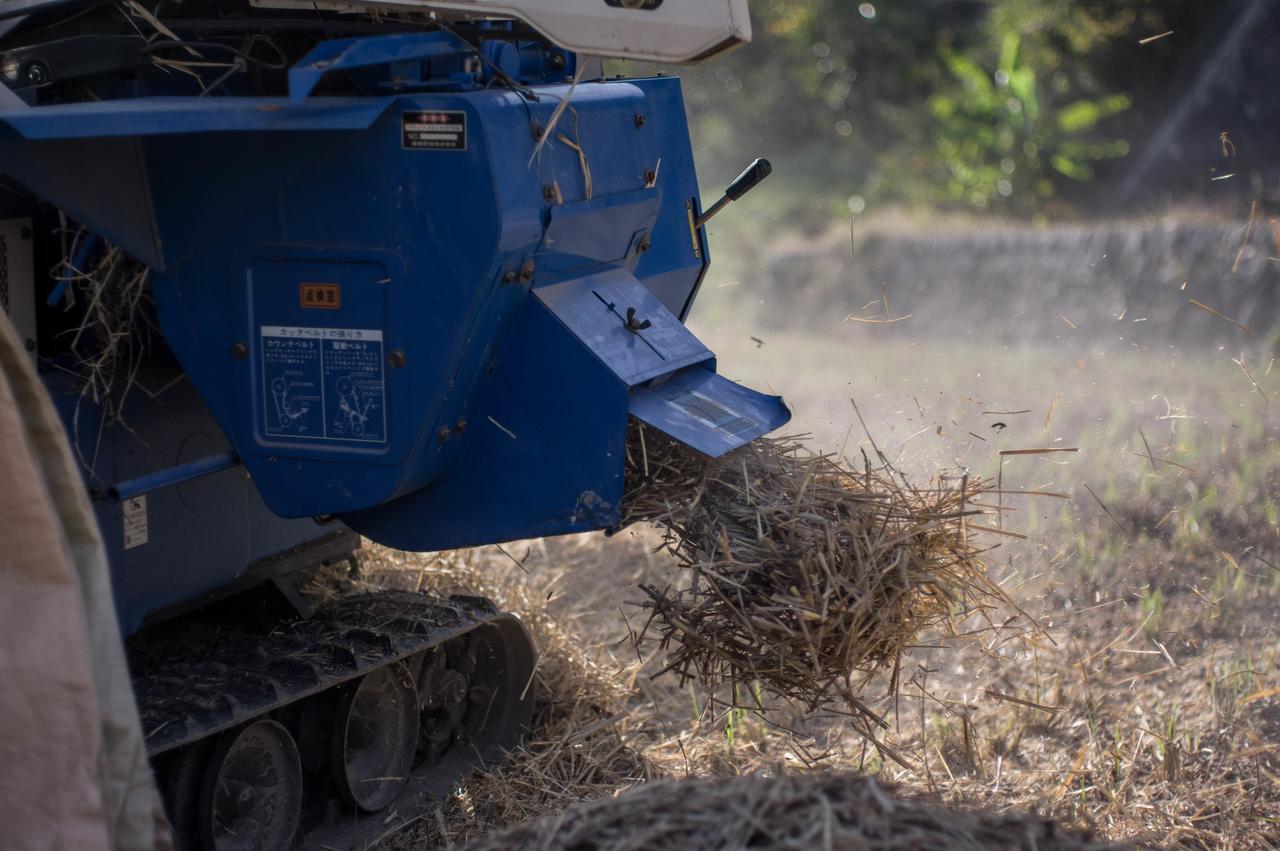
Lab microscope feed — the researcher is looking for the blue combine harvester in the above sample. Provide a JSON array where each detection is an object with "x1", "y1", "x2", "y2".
[{"x1": 0, "y1": 1, "x2": 785, "y2": 847}]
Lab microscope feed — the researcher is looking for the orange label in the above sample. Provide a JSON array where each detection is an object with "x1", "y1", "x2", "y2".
[{"x1": 300, "y1": 283, "x2": 341, "y2": 309}]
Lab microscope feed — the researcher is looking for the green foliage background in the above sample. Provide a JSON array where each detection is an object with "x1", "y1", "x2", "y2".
[{"x1": 620, "y1": 0, "x2": 1221, "y2": 223}]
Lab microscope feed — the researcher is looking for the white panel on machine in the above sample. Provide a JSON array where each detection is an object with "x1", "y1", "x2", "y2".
[{"x1": 252, "y1": 0, "x2": 752, "y2": 63}]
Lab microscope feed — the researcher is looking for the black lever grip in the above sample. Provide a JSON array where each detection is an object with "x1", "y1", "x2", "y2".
[{"x1": 724, "y1": 157, "x2": 772, "y2": 201}]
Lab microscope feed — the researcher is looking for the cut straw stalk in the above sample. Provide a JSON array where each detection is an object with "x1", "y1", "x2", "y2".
[
  {"x1": 1233, "y1": 200, "x2": 1260, "y2": 273},
  {"x1": 1188, "y1": 299, "x2": 1255, "y2": 336},
  {"x1": 999, "y1": 447, "x2": 1080, "y2": 456}
]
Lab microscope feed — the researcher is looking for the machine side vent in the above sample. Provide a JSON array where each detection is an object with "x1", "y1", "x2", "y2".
[{"x1": 0, "y1": 233, "x2": 9, "y2": 314}]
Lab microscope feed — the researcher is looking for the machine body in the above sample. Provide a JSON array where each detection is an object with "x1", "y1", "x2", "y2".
[{"x1": 0, "y1": 2, "x2": 786, "y2": 847}]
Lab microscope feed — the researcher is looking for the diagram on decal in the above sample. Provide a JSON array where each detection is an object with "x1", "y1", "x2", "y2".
[
  {"x1": 332, "y1": 374, "x2": 374, "y2": 436},
  {"x1": 271, "y1": 376, "x2": 313, "y2": 431}
]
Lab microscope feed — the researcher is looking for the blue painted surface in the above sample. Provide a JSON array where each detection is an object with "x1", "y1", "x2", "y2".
[
  {"x1": 287, "y1": 33, "x2": 471, "y2": 102},
  {"x1": 0, "y1": 35, "x2": 791, "y2": 632},
  {"x1": 630, "y1": 367, "x2": 791, "y2": 457},
  {"x1": 110, "y1": 451, "x2": 241, "y2": 502},
  {"x1": 342, "y1": 288, "x2": 631, "y2": 550},
  {"x1": 0, "y1": 95, "x2": 390, "y2": 138},
  {"x1": 534, "y1": 270, "x2": 713, "y2": 386},
  {"x1": 42, "y1": 359, "x2": 324, "y2": 635}
]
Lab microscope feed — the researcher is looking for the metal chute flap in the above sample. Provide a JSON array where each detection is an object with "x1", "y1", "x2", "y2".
[
  {"x1": 535, "y1": 269, "x2": 713, "y2": 387},
  {"x1": 629, "y1": 366, "x2": 790, "y2": 458}
]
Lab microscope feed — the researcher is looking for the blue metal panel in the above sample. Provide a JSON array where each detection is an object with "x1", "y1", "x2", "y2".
[
  {"x1": 629, "y1": 366, "x2": 791, "y2": 457},
  {"x1": 626, "y1": 78, "x2": 709, "y2": 319},
  {"x1": 44, "y1": 362, "x2": 324, "y2": 635},
  {"x1": 1, "y1": 53, "x2": 783, "y2": 550},
  {"x1": 0, "y1": 79, "x2": 23, "y2": 108},
  {"x1": 2, "y1": 33, "x2": 793, "y2": 638},
  {"x1": 534, "y1": 269, "x2": 713, "y2": 386},
  {"x1": 342, "y1": 289, "x2": 628, "y2": 550},
  {"x1": 288, "y1": 33, "x2": 471, "y2": 102},
  {"x1": 0, "y1": 95, "x2": 390, "y2": 139},
  {"x1": 0, "y1": 134, "x2": 164, "y2": 268},
  {"x1": 110, "y1": 451, "x2": 241, "y2": 501},
  {"x1": 133, "y1": 93, "x2": 526, "y2": 517},
  {"x1": 540, "y1": 188, "x2": 660, "y2": 278}
]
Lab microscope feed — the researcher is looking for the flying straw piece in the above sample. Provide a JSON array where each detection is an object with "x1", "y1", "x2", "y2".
[
  {"x1": 1189, "y1": 299, "x2": 1255, "y2": 336},
  {"x1": 1138, "y1": 30, "x2": 1173, "y2": 45},
  {"x1": 845, "y1": 314, "x2": 912, "y2": 324},
  {"x1": 1082, "y1": 483, "x2": 1124, "y2": 532},
  {"x1": 984, "y1": 687, "x2": 1058, "y2": 713},
  {"x1": 1138, "y1": 427, "x2": 1157, "y2": 473},
  {"x1": 1232, "y1": 200, "x2": 1259, "y2": 273},
  {"x1": 1232, "y1": 355, "x2": 1269, "y2": 403},
  {"x1": 488, "y1": 416, "x2": 519, "y2": 439},
  {"x1": 1131, "y1": 450, "x2": 1198, "y2": 470},
  {"x1": 529, "y1": 60, "x2": 588, "y2": 165},
  {"x1": 999, "y1": 447, "x2": 1080, "y2": 456},
  {"x1": 1044, "y1": 392, "x2": 1062, "y2": 431}
]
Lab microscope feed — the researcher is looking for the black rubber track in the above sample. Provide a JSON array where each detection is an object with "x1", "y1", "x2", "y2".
[{"x1": 131, "y1": 590, "x2": 530, "y2": 756}]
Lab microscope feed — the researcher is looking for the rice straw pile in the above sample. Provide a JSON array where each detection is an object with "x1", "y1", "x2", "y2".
[
  {"x1": 621, "y1": 422, "x2": 1011, "y2": 739},
  {"x1": 456, "y1": 772, "x2": 1125, "y2": 851},
  {"x1": 54, "y1": 230, "x2": 153, "y2": 424}
]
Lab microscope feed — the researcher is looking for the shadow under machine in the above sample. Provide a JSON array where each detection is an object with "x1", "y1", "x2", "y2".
[{"x1": 0, "y1": 0, "x2": 784, "y2": 847}]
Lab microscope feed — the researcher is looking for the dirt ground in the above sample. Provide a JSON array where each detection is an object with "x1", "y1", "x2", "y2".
[{"x1": 371, "y1": 314, "x2": 1280, "y2": 849}]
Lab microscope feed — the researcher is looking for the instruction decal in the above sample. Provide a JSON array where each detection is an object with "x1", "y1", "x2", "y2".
[
  {"x1": 260, "y1": 326, "x2": 387, "y2": 443},
  {"x1": 402, "y1": 110, "x2": 467, "y2": 151},
  {"x1": 123, "y1": 496, "x2": 148, "y2": 550}
]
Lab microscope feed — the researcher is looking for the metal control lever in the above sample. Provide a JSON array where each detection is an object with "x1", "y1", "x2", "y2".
[{"x1": 695, "y1": 157, "x2": 772, "y2": 228}]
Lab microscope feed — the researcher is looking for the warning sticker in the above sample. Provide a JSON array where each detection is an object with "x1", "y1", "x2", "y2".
[
  {"x1": 123, "y1": 496, "x2": 148, "y2": 550},
  {"x1": 300, "y1": 283, "x2": 341, "y2": 309},
  {"x1": 260, "y1": 326, "x2": 387, "y2": 443},
  {"x1": 402, "y1": 110, "x2": 467, "y2": 150}
]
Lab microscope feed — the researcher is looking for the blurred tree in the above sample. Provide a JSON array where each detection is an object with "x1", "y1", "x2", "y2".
[
  {"x1": 926, "y1": 33, "x2": 1131, "y2": 214},
  {"x1": 620, "y1": 0, "x2": 1224, "y2": 221}
]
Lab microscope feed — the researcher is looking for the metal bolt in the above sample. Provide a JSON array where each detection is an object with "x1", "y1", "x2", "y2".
[
  {"x1": 388, "y1": 348, "x2": 408, "y2": 369},
  {"x1": 455, "y1": 417, "x2": 468, "y2": 433},
  {"x1": 24, "y1": 63, "x2": 48, "y2": 85},
  {"x1": 437, "y1": 426, "x2": 451, "y2": 443},
  {"x1": 531, "y1": 122, "x2": 544, "y2": 141},
  {"x1": 519, "y1": 260, "x2": 535, "y2": 283},
  {"x1": 503, "y1": 269, "x2": 517, "y2": 284},
  {"x1": 636, "y1": 234, "x2": 652, "y2": 255},
  {"x1": 542, "y1": 184, "x2": 558, "y2": 203},
  {"x1": 549, "y1": 53, "x2": 566, "y2": 69},
  {"x1": 231, "y1": 342, "x2": 249, "y2": 359},
  {"x1": 644, "y1": 170, "x2": 657, "y2": 185},
  {"x1": 634, "y1": 113, "x2": 647, "y2": 128}
]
